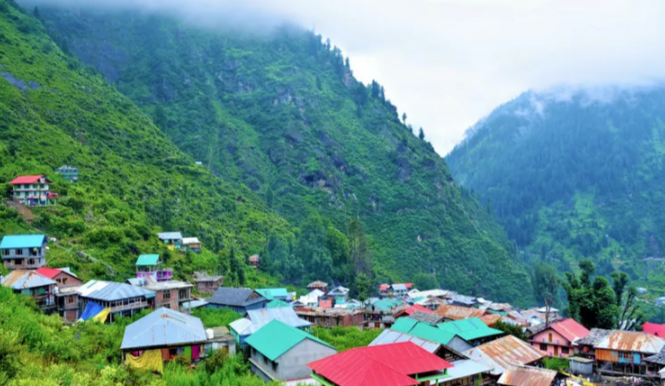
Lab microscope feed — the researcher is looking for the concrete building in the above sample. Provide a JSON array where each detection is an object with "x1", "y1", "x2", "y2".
[
  {"x1": 1, "y1": 270, "x2": 56, "y2": 313},
  {"x1": 55, "y1": 166, "x2": 79, "y2": 182},
  {"x1": 204, "y1": 326, "x2": 236, "y2": 356},
  {"x1": 295, "y1": 307, "x2": 365, "y2": 328},
  {"x1": 193, "y1": 272, "x2": 223, "y2": 294},
  {"x1": 529, "y1": 318, "x2": 589, "y2": 358},
  {"x1": 36, "y1": 267, "x2": 81, "y2": 288},
  {"x1": 135, "y1": 254, "x2": 173, "y2": 282},
  {"x1": 246, "y1": 319, "x2": 337, "y2": 383},
  {"x1": 55, "y1": 286, "x2": 80, "y2": 322},
  {"x1": 9, "y1": 175, "x2": 59, "y2": 206},
  {"x1": 78, "y1": 280, "x2": 155, "y2": 322},
  {"x1": 181, "y1": 237, "x2": 201, "y2": 253},
  {"x1": 127, "y1": 276, "x2": 192, "y2": 311},
  {"x1": 1, "y1": 234, "x2": 47, "y2": 271},
  {"x1": 230, "y1": 307, "x2": 312, "y2": 346},
  {"x1": 157, "y1": 232, "x2": 182, "y2": 251}
]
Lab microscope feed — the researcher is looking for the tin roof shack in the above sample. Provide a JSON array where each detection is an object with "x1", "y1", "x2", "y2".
[
  {"x1": 248, "y1": 254, "x2": 260, "y2": 268},
  {"x1": 529, "y1": 318, "x2": 589, "y2": 359},
  {"x1": 55, "y1": 166, "x2": 79, "y2": 182},
  {"x1": 207, "y1": 287, "x2": 267, "y2": 314},
  {"x1": 78, "y1": 280, "x2": 155, "y2": 322},
  {"x1": 230, "y1": 307, "x2": 312, "y2": 346},
  {"x1": 1, "y1": 270, "x2": 56, "y2": 313},
  {"x1": 193, "y1": 272, "x2": 223, "y2": 295},
  {"x1": 307, "y1": 281, "x2": 328, "y2": 292},
  {"x1": 594, "y1": 330, "x2": 665, "y2": 378},
  {"x1": 246, "y1": 320, "x2": 337, "y2": 383},
  {"x1": 295, "y1": 307, "x2": 365, "y2": 329},
  {"x1": 121, "y1": 308, "x2": 208, "y2": 368},
  {"x1": 464, "y1": 335, "x2": 544, "y2": 380},
  {"x1": 256, "y1": 288, "x2": 289, "y2": 301},
  {"x1": 326, "y1": 286, "x2": 350, "y2": 305},
  {"x1": 158, "y1": 232, "x2": 182, "y2": 251},
  {"x1": 438, "y1": 317, "x2": 504, "y2": 347},
  {"x1": 204, "y1": 326, "x2": 236, "y2": 356},
  {"x1": 181, "y1": 237, "x2": 201, "y2": 253},
  {"x1": 127, "y1": 276, "x2": 192, "y2": 311},
  {"x1": 36, "y1": 267, "x2": 81, "y2": 288},
  {"x1": 135, "y1": 254, "x2": 173, "y2": 282},
  {"x1": 575, "y1": 328, "x2": 612, "y2": 359},
  {"x1": 308, "y1": 341, "x2": 453, "y2": 386},
  {"x1": 436, "y1": 304, "x2": 489, "y2": 321},
  {"x1": 1, "y1": 234, "x2": 48, "y2": 271},
  {"x1": 498, "y1": 365, "x2": 557, "y2": 386},
  {"x1": 10, "y1": 175, "x2": 59, "y2": 207}
]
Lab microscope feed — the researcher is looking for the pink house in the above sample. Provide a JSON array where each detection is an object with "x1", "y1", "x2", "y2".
[{"x1": 530, "y1": 318, "x2": 590, "y2": 358}]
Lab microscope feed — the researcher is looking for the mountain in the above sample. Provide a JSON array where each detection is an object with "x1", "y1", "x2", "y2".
[
  {"x1": 33, "y1": 6, "x2": 533, "y2": 303},
  {"x1": 446, "y1": 86, "x2": 665, "y2": 293}
]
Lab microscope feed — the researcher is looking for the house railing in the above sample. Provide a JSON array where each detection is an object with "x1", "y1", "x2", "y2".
[{"x1": 110, "y1": 301, "x2": 148, "y2": 313}]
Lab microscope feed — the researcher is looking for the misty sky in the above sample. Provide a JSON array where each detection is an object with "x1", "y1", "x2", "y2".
[{"x1": 28, "y1": 0, "x2": 665, "y2": 155}]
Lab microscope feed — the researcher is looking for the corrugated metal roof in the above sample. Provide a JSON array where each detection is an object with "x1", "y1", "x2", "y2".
[
  {"x1": 410, "y1": 311, "x2": 444, "y2": 325},
  {"x1": 256, "y1": 288, "x2": 288, "y2": 300},
  {"x1": 9, "y1": 175, "x2": 44, "y2": 185},
  {"x1": 497, "y1": 365, "x2": 557, "y2": 386},
  {"x1": 120, "y1": 308, "x2": 207, "y2": 350},
  {"x1": 182, "y1": 237, "x2": 200, "y2": 244},
  {"x1": 436, "y1": 304, "x2": 487, "y2": 320},
  {"x1": 1, "y1": 270, "x2": 56, "y2": 289},
  {"x1": 136, "y1": 254, "x2": 160, "y2": 266},
  {"x1": 327, "y1": 286, "x2": 349, "y2": 296},
  {"x1": 231, "y1": 307, "x2": 311, "y2": 336},
  {"x1": 438, "y1": 359, "x2": 493, "y2": 383},
  {"x1": 464, "y1": 335, "x2": 543, "y2": 375},
  {"x1": 208, "y1": 287, "x2": 266, "y2": 307},
  {"x1": 369, "y1": 329, "x2": 441, "y2": 353},
  {"x1": 595, "y1": 330, "x2": 665, "y2": 354},
  {"x1": 392, "y1": 284, "x2": 407, "y2": 291},
  {"x1": 392, "y1": 317, "x2": 419, "y2": 333},
  {"x1": 307, "y1": 281, "x2": 328, "y2": 288},
  {"x1": 78, "y1": 280, "x2": 155, "y2": 302},
  {"x1": 158, "y1": 232, "x2": 182, "y2": 240},
  {"x1": 392, "y1": 317, "x2": 455, "y2": 345},
  {"x1": 549, "y1": 318, "x2": 590, "y2": 343},
  {"x1": 308, "y1": 342, "x2": 452, "y2": 386},
  {"x1": 0, "y1": 234, "x2": 46, "y2": 249},
  {"x1": 370, "y1": 298, "x2": 405, "y2": 312},
  {"x1": 245, "y1": 319, "x2": 334, "y2": 361},
  {"x1": 438, "y1": 317, "x2": 503, "y2": 341},
  {"x1": 267, "y1": 299, "x2": 290, "y2": 308},
  {"x1": 575, "y1": 328, "x2": 612, "y2": 346},
  {"x1": 396, "y1": 305, "x2": 432, "y2": 317},
  {"x1": 181, "y1": 299, "x2": 208, "y2": 310}
]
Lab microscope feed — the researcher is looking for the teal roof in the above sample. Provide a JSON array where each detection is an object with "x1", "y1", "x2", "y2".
[
  {"x1": 245, "y1": 320, "x2": 335, "y2": 361},
  {"x1": 370, "y1": 298, "x2": 403, "y2": 312},
  {"x1": 136, "y1": 254, "x2": 160, "y2": 266},
  {"x1": 267, "y1": 299, "x2": 290, "y2": 309},
  {"x1": 437, "y1": 317, "x2": 503, "y2": 341},
  {"x1": 392, "y1": 317, "x2": 419, "y2": 333},
  {"x1": 0, "y1": 234, "x2": 46, "y2": 249},
  {"x1": 256, "y1": 288, "x2": 288, "y2": 300},
  {"x1": 391, "y1": 317, "x2": 456, "y2": 345}
]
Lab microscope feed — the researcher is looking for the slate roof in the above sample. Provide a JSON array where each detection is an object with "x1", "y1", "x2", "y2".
[
  {"x1": 595, "y1": 330, "x2": 665, "y2": 354},
  {"x1": 0, "y1": 234, "x2": 46, "y2": 250},
  {"x1": 136, "y1": 254, "x2": 160, "y2": 266},
  {"x1": 9, "y1": 175, "x2": 45, "y2": 185},
  {"x1": 1, "y1": 270, "x2": 56, "y2": 289},
  {"x1": 308, "y1": 342, "x2": 452, "y2": 386},
  {"x1": 575, "y1": 328, "x2": 612, "y2": 346},
  {"x1": 230, "y1": 307, "x2": 311, "y2": 336},
  {"x1": 78, "y1": 280, "x2": 155, "y2": 302},
  {"x1": 158, "y1": 232, "x2": 182, "y2": 240},
  {"x1": 438, "y1": 317, "x2": 503, "y2": 341},
  {"x1": 245, "y1": 319, "x2": 334, "y2": 361},
  {"x1": 255, "y1": 288, "x2": 288, "y2": 300},
  {"x1": 464, "y1": 335, "x2": 543, "y2": 375},
  {"x1": 208, "y1": 287, "x2": 266, "y2": 307},
  {"x1": 120, "y1": 308, "x2": 207, "y2": 350},
  {"x1": 436, "y1": 304, "x2": 487, "y2": 320},
  {"x1": 498, "y1": 365, "x2": 557, "y2": 386}
]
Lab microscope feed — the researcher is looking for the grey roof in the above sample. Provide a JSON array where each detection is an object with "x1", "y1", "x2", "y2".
[
  {"x1": 182, "y1": 300, "x2": 208, "y2": 310},
  {"x1": 327, "y1": 286, "x2": 349, "y2": 296},
  {"x1": 439, "y1": 360, "x2": 493, "y2": 382},
  {"x1": 208, "y1": 287, "x2": 267, "y2": 307},
  {"x1": 451, "y1": 293, "x2": 477, "y2": 305},
  {"x1": 55, "y1": 165, "x2": 78, "y2": 172},
  {"x1": 575, "y1": 328, "x2": 612, "y2": 346},
  {"x1": 370, "y1": 329, "x2": 442, "y2": 353},
  {"x1": 121, "y1": 308, "x2": 207, "y2": 350},
  {"x1": 645, "y1": 347, "x2": 665, "y2": 365},
  {"x1": 158, "y1": 232, "x2": 182, "y2": 240},
  {"x1": 409, "y1": 311, "x2": 444, "y2": 325},
  {"x1": 78, "y1": 280, "x2": 155, "y2": 302},
  {"x1": 1, "y1": 270, "x2": 56, "y2": 289},
  {"x1": 230, "y1": 307, "x2": 311, "y2": 335},
  {"x1": 392, "y1": 284, "x2": 407, "y2": 291}
]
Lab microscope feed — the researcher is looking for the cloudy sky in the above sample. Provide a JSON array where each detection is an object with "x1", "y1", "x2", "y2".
[{"x1": 28, "y1": 0, "x2": 665, "y2": 155}]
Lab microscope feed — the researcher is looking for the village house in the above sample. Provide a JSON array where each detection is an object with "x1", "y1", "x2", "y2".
[
  {"x1": 246, "y1": 319, "x2": 337, "y2": 383},
  {"x1": 436, "y1": 304, "x2": 489, "y2": 321},
  {"x1": 438, "y1": 317, "x2": 504, "y2": 347},
  {"x1": 204, "y1": 326, "x2": 236, "y2": 356},
  {"x1": 529, "y1": 318, "x2": 590, "y2": 358},
  {"x1": 36, "y1": 267, "x2": 81, "y2": 288},
  {"x1": 308, "y1": 341, "x2": 453, "y2": 386},
  {"x1": 193, "y1": 272, "x2": 223, "y2": 294},
  {"x1": 464, "y1": 335, "x2": 544, "y2": 380},
  {"x1": 78, "y1": 280, "x2": 155, "y2": 322},
  {"x1": 644, "y1": 322, "x2": 665, "y2": 338},
  {"x1": 158, "y1": 232, "x2": 182, "y2": 251},
  {"x1": 295, "y1": 307, "x2": 365, "y2": 328},
  {"x1": 135, "y1": 254, "x2": 173, "y2": 282},
  {"x1": 229, "y1": 306, "x2": 312, "y2": 346},
  {"x1": 1, "y1": 234, "x2": 47, "y2": 271},
  {"x1": 390, "y1": 283, "x2": 411, "y2": 297},
  {"x1": 55, "y1": 286, "x2": 80, "y2": 322},
  {"x1": 593, "y1": 330, "x2": 665, "y2": 378},
  {"x1": 449, "y1": 293, "x2": 479, "y2": 308},
  {"x1": 121, "y1": 308, "x2": 209, "y2": 373},
  {"x1": 55, "y1": 166, "x2": 79, "y2": 182},
  {"x1": 256, "y1": 288, "x2": 290, "y2": 301},
  {"x1": 574, "y1": 328, "x2": 612, "y2": 359},
  {"x1": 325, "y1": 286, "x2": 350, "y2": 305},
  {"x1": 127, "y1": 276, "x2": 192, "y2": 311},
  {"x1": 10, "y1": 175, "x2": 59, "y2": 206},
  {"x1": 298, "y1": 289, "x2": 325, "y2": 307},
  {"x1": 370, "y1": 327, "x2": 469, "y2": 364},
  {"x1": 365, "y1": 297, "x2": 407, "y2": 328},
  {"x1": 521, "y1": 307, "x2": 561, "y2": 327},
  {"x1": 395, "y1": 304, "x2": 433, "y2": 319},
  {"x1": 439, "y1": 359, "x2": 494, "y2": 386},
  {"x1": 181, "y1": 237, "x2": 201, "y2": 253},
  {"x1": 392, "y1": 317, "x2": 474, "y2": 354},
  {"x1": 498, "y1": 365, "x2": 557, "y2": 386},
  {"x1": 248, "y1": 254, "x2": 260, "y2": 268},
  {"x1": 307, "y1": 281, "x2": 328, "y2": 293},
  {"x1": 206, "y1": 287, "x2": 268, "y2": 314},
  {"x1": 1, "y1": 270, "x2": 56, "y2": 313}
]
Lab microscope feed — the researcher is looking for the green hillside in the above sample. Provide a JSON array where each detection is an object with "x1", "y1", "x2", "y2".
[
  {"x1": 446, "y1": 87, "x2": 665, "y2": 298},
  {"x1": 37, "y1": 7, "x2": 533, "y2": 304}
]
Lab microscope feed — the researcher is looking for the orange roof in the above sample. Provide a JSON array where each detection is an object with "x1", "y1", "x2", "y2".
[
  {"x1": 248, "y1": 254, "x2": 260, "y2": 262},
  {"x1": 436, "y1": 304, "x2": 487, "y2": 320},
  {"x1": 480, "y1": 314, "x2": 502, "y2": 327},
  {"x1": 498, "y1": 365, "x2": 556, "y2": 386},
  {"x1": 465, "y1": 335, "x2": 543, "y2": 375}
]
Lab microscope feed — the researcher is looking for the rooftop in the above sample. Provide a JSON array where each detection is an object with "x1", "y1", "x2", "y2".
[
  {"x1": 436, "y1": 304, "x2": 487, "y2": 320},
  {"x1": 78, "y1": 280, "x2": 155, "y2": 302},
  {"x1": 391, "y1": 317, "x2": 456, "y2": 346},
  {"x1": 595, "y1": 330, "x2": 665, "y2": 354},
  {"x1": 230, "y1": 307, "x2": 311, "y2": 336},
  {"x1": 575, "y1": 328, "x2": 612, "y2": 347},
  {"x1": 369, "y1": 329, "x2": 442, "y2": 353},
  {"x1": 255, "y1": 288, "x2": 288, "y2": 300},
  {"x1": 245, "y1": 320, "x2": 334, "y2": 361},
  {"x1": 370, "y1": 298, "x2": 405, "y2": 312},
  {"x1": 547, "y1": 318, "x2": 590, "y2": 343},
  {"x1": 498, "y1": 365, "x2": 557, "y2": 386},
  {"x1": 1, "y1": 270, "x2": 56, "y2": 289},
  {"x1": 396, "y1": 305, "x2": 433, "y2": 317},
  {"x1": 36, "y1": 267, "x2": 78, "y2": 280},
  {"x1": 437, "y1": 317, "x2": 503, "y2": 341},
  {"x1": 409, "y1": 311, "x2": 444, "y2": 325},
  {"x1": 464, "y1": 335, "x2": 543, "y2": 375},
  {"x1": 182, "y1": 237, "x2": 200, "y2": 244},
  {"x1": 437, "y1": 359, "x2": 492, "y2": 383},
  {"x1": 9, "y1": 175, "x2": 46, "y2": 185},
  {"x1": 136, "y1": 254, "x2": 160, "y2": 266},
  {"x1": 158, "y1": 232, "x2": 182, "y2": 240},
  {"x1": 0, "y1": 234, "x2": 46, "y2": 250},
  {"x1": 120, "y1": 308, "x2": 207, "y2": 350},
  {"x1": 643, "y1": 322, "x2": 665, "y2": 338},
  {"x1": 307, "y1": 281, "x2": 328, "y2": 288},
  {"x1": 208, "y1": 287, "x2": 266, "y2": 307}
]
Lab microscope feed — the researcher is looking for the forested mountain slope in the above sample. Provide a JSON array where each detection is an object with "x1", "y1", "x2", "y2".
[
  {"x1": 37, "y1": 6, "x2": 533, "y2": 303},
  {"x1": 446, "y1": 87, "x2": 665, "y2": 294}
]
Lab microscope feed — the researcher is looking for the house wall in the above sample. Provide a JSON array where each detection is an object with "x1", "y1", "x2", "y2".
[
  {"x1": 196, "y1": 280, "x2": 222, "y2": 294},
  {"x1": 155, "y1": 289, "x2": 179, "y2": 310},
  {"x1": 277, "y1": 340, "x2": 337, "y2": 381},
  {"x1": 53, "y1": 272, "x2": 82, "y2": 288},
  {"x1": 596, "y1": 349, "x2": 647, "y2": 364},
  {"x1": 531, "y1": 329, "x2": 572, "y2": 358}
]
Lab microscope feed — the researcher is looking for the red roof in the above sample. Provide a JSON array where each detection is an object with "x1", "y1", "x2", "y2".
[
  {"x1": 379, "y1": 284, "x2": 389, "y2": 291},
  {"x1": 10, "y1": 175, "x2": 45, "y2": 185},
  {"x1": 36, "y1": 267, "x2": 63, "y2": 279},
  {"x1": 404, "y1": 283, "x2": 413, "y2": 289},
  {"x1": 396, "y1": 305, "x2": 433, "y2": 318},
  {"x1": 550, "y1": 318, "x2": 590, "y2": 343},
  {"x1": 308, "y1": 341, "x2": 453, "y2": 386},
  {"x1": 643, "y1": 322, "x2": 665, "y2": 337}
]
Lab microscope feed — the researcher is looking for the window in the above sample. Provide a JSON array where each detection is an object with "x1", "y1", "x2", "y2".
[
  {"x1": 163, "y1": 290, "x2": 171, "y2": 299},
  {"x1": 62, "y1": 278, "x2": 68, "y2": 285},
  {"x1": 562, "y1": 347, "x2": 570, "y2": 354},
  {"x1": 15, "y1": 248, "x2": 23, "y2": 256},
  {"x1": 548, "y1": 333, "x2": 553, "y2": 342},
  {"x1": 179, "y1": 289, "x2": 189, "y2": 299},
  {"x1": 164, "y1": 303, "x2": 171, "y2": 309},
  {"x1": 272, "y1": 361, "x2": 277, "y2": 372},
  {"x1": 67, "y1": 296, "x2": 76, "y2": 304},
  {"x1": 1, "y1": 249, "x2": 8, "y2": 256},
  {"x1": 540, "y1": 344, "x2": 547, "y2": 351},
  {"x1": 14, "y1": 259, "x2": 23, "y2": 266},
  {"x1": 28, "y1": 259, "x2": 35, "y2": 266}
]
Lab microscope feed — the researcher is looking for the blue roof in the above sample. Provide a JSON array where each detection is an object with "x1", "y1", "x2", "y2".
[
  {"x1": 0, "y1": 234, "x2": 46, "y2": 249},
  {"x1": 255, "y1": 288, "x2": 289, "y2": 300},
  {"x1": 121, "y1": 308, "x2": 207, "y2": 350},
  {"x1": 136, "y1": 254, "x2": 160, "y2": 266},
  {"x1": 78, "y1": 280, "x2": 155, "y2": 302}
]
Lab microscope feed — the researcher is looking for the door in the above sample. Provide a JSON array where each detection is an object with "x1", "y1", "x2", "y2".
[{"x1": 554, "y1": 346, "x2": 559, "y2": 357}]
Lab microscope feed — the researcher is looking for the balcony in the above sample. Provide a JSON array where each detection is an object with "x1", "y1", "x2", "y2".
[{"x1": 110, "y1": 301, "x2": 148, "y2": 313}]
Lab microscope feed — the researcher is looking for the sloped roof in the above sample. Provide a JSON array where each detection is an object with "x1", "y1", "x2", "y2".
[
  {"x1": 438, "y1": 317, "x2": 503, "y2": 341},
  {"x1": 410, "y1": 311, "x2": 444, "y2": 325},
  {"x1": 307, "y1": 281, "x2": 328, "y2": 288},
  {"x1": 645, "y1": 347, "x2": 665, "y2": 365},
  {"x1": 498, "y1": 365, "x2": 557, "y2": 386},
  {"x1": 36, "y1": 267, "x2": 79, "y2": 280},
  {"x1": 392, "y1": 317, "x2": 456, "y2": 345},
  {"x1": 245, "y1": 320, "x2": 334, "y2": 361},
  {"x1": 308, "y1": 342, "x2": 452, "y2": 386},
  {"x1": 328, "y1": 286, "x2": 349, "y2": 296},
  {"x1": 436, "y1": 304, "x2": 487, "y2": 320},
  {"x1": 1, "y1": 270, "x2": 56, "y2": 289},
  {"x1": 182, "y1": 237, "x2": 200, "y2": 245},
  {"x1": 595, "y1": 330, "x2": 665, "y2": 354},
  {"x1": 267, "y1": 299, "x2": 290, "y2": 308},
  {"x1": 231, "y1": 307, "x2": 311, "y2": 336},
  {"x1": 255, "y1": 288, "x2": 288, "y2": 300},
  {"x1": 9, "y1": 175, "x2": 44, "y2": 185},
  {"x1": 643, "y1": 322, "x2": 665, "y2": 338},
  {"x1": 396, "y1": 305, "x2": 432, "y2": 317},
  {"x1": 443, "y1": 359, "x2": 493, "y2": 383},
  {"x1": 158, "y1": 232, "x2": 182, "y2": 240},
  {"x1": 548, "y1": 318, "x2": 590, "y2": 343},
  {"x1": 208, "y1": 287, "x2": 266, "y2": 307},
  {"x1": 55, "y1": 165, "x2": 78, "y2": 172},
  {"x1": 392, "y1": 284, "x2": 407, "y2": 291},
  {"x1": 248, "y1": 254, "x2": 260, "y2": 262},
  {"x1": 120, "y1": 308, "x2": 207, "y2": 350},
  {"x1": 136, "y1": 254, "x2": 160, "y2": 266},
  {"x1": 370, "y1": 329, "x2": 442, "y2": 353},
  {"x1": 480, "y1": 314, "x2": 503, "y2": 327},
  {"x1": 78, "y1": 280, "x2": 155, "y2": 302},
  {"x1": 464, "y1": 335, "x2": 543, "y2": 375},
  {"x1": 0, "y1": 234, "x2": 46, "y2": 250},
  {"x1": 575, "y1": 328, "x2": 612, "y2": 346},
  {"x1": 379, "y1": 284, "x2": 389, "y2": 291},
  {"x1": 371, "y1": 298, "x2": 404, "y2": 312}
]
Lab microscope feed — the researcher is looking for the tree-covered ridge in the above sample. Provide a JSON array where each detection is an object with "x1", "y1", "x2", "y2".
[
  {"x1": 446, "y1": 87, "x2": 665, "y2": 296},
  {"x1": 39, "y1": 8, "x2": 533, "y2": 304},
  {"x1": 0, "y1": 0, "x2": 292, "y2": 283}
]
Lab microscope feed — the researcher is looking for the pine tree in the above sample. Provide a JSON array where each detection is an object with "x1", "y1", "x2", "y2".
[{"x1": 418, "y1": 127, "x2": 425, "y2": 140}]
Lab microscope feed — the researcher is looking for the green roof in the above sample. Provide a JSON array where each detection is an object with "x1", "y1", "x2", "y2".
[
  {"x1": 267, "y1": 299, "x2": 291, "y2": 309},
  {"x1": 370, "y1": 298, "x2": 403, "y2": 312},
  {"x1": 245, "y1": 320, "x2": 335, "y2": 361},
  {"x1": 0, "y1": 234, "x2": 46, "y2": 249},
  {"x1": 437, "y1": 317, "x2": 503, "y2": 341},
  {"x1": 136, "y1": 254, "x2": 160, "y2": 266},
  {"x1": 392, "y1": 317, "x2": 419, "y2": 334},
  {"x1": 391, "y1": 317, "x2": 455, "y2": 345},
  {"x1": 255, "y1": 288, "x2": 288, "y2": 300}
]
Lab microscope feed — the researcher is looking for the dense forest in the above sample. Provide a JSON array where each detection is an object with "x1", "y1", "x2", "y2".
[
  {"x1": 29, "y1": 4, "x2": 533, "y2": 303},
  {"x1": 446, "y1": 87, "x2": 665, "y2": 303}
]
